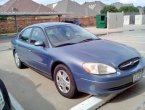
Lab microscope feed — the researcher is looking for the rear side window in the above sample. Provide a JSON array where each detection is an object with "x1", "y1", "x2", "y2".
[{"x1": 19, "y1": 28, "x2": 32, "y2": 43}]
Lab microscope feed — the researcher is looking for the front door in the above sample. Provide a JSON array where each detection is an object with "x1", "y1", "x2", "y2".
[{"x1": 28, "y1": 27, "x2": 51, "y2": 74}]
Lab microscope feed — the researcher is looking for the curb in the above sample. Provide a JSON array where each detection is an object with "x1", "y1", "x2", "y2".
[{"x1": 70, "y1": 93, "x2": 120, "y2": 110}]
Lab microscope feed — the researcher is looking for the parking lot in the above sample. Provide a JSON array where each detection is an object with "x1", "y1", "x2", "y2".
[{"x1": 0, "y1": 29, "x2": 145, "y2": 110}]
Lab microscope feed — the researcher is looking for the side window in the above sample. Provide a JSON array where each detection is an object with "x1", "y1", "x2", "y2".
[
  {"x1": 30, "y1": 28, "x2": 46, "y2": 44},
  {"x1": 19, "y1": 28, "x2": 32, "y2": 43}
]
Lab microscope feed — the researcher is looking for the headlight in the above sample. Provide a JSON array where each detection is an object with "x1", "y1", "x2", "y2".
[{"x1": 83, "y1": 63, "x2": 116, "y2": 75}]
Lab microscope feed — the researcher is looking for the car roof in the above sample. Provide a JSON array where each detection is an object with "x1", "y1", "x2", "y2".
[{"x1": 29, "y1": 22, "x2": 71, "y2": 29}]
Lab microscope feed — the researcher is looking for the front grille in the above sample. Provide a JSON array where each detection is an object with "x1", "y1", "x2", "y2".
[{"x1": 118, "y1": 57, "x2": 140, "y2": 71}]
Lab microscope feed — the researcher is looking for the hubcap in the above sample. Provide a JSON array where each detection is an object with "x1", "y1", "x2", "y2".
[
  {"x1": 56, "y1": 70, "x2": 70, "y2": 93},
  {"x1": 15, "y1": 53, "x2": 20, "y2": 66}
]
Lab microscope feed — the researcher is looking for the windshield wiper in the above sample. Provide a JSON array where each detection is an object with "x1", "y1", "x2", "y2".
[
  {"x1": 56, "y1": 38, "x2": 100, "y2": 47},
  {"x1": 78, "y1": 38, "x2": 100, "y2": 43},
  {"x1": 56, "y1": 42, "x2": 77, "y2": 47}
]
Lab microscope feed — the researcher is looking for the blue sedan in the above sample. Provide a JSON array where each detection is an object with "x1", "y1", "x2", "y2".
[{"x1": 11, "y1": 22, "x2": 145, "y2": 98}]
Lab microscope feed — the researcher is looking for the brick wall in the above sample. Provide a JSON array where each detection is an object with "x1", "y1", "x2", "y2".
[
  {"x1": 80, "y1": 17, "x2": 96, "y2": 26},
  {"x1": 0, "y1": 16, "x2": 96, "y2": 34}
]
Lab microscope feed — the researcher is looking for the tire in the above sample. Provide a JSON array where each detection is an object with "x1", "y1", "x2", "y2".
[
  {"x1": 14, "y1": 51, "x2": 25, "y2": 69},
  {"x1": 0, "y1": 79, "x2": 11, "y2": 110},
  {"x1": 54, "y1": 64, "x2": 78, "y2": 98}
]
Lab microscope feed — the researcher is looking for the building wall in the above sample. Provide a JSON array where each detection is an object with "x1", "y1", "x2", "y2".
[{"x1": 0, "y1": 16, "x2": 96, "y2": 34}]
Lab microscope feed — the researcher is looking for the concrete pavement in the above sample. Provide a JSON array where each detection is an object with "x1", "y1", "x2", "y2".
[{"x1": 86, "y1": 25, "x2": 145, "y2": 35}]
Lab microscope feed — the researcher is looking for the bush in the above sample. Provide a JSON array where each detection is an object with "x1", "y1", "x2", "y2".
[
  {"x1": 0, "y1": 16, "x2": 7, "y2": 21},
  {"x1": 119, "y1": 6, "x2": 139, "y2": 13},
  {"x1": 101, "y1": 5, "x2": 119, "y2": 14}
]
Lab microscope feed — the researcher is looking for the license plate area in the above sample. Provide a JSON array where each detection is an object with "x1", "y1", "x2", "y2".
[{"x1": 133, "y1": 70, "x2": 143, "y2": 83}]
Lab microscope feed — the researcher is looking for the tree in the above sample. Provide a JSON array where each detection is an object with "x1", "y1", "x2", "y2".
[
  {"x1": 101, "y1": 5, "x2": 119, "y2": 14},
  {"x1": 144, "y1": 7, "x2": 145, "y2": 14},
  {"x1": 119, "y1": 6, "x2": 139, "y2": 13}
]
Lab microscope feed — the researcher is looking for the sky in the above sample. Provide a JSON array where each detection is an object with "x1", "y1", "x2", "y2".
[{"x1": 0, "y1": 0, "x2": 145, "y2": 7}]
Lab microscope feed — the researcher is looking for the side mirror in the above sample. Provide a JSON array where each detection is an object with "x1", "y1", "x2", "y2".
[{"x1": 34, "y1": 41, "x2": 45, "y2": 47}]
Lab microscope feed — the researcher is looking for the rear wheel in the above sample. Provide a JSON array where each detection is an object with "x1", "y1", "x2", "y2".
[
  {"x1": 54, "y1": 64, "x2": 78, "y2": 98},
  {"x1": 14, "y1": 51, "x2": 25, "y2": 69}
]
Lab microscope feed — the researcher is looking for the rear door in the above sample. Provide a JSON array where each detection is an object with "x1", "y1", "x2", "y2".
[
  {"x1": 16, "y1": 27, "x2": 32, "y2": 64},
  {"x1": 28, "y1": 27, "x2": 51, "y2": 74}
]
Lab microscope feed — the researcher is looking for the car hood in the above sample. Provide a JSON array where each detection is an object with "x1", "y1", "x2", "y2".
[{"x1": 54, "y1": 40, "x2": 140, "y2": 67}]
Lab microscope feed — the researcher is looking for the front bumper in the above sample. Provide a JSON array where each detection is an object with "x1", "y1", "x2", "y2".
[{"x1": 75, "y1": 67, "x2": 145, "y2": 95}]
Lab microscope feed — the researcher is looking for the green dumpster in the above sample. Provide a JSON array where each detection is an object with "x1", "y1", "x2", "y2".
[{"x1": 96, "y1": 14, "x2": 107, "y2": 28}]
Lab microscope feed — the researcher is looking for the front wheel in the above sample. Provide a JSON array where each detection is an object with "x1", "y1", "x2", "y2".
[{"x1": 54, "y1": 64, "x2": 78, "y2": 98}]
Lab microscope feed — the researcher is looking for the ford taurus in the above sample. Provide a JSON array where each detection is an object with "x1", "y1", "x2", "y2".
[{"x1": 11, "y1": 22, "x2": 145, "y2": 98}]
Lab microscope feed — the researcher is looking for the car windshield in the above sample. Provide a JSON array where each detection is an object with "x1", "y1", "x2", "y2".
[{"x1": 45, "y1": 24, "x2": 100, "y2": 47}]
